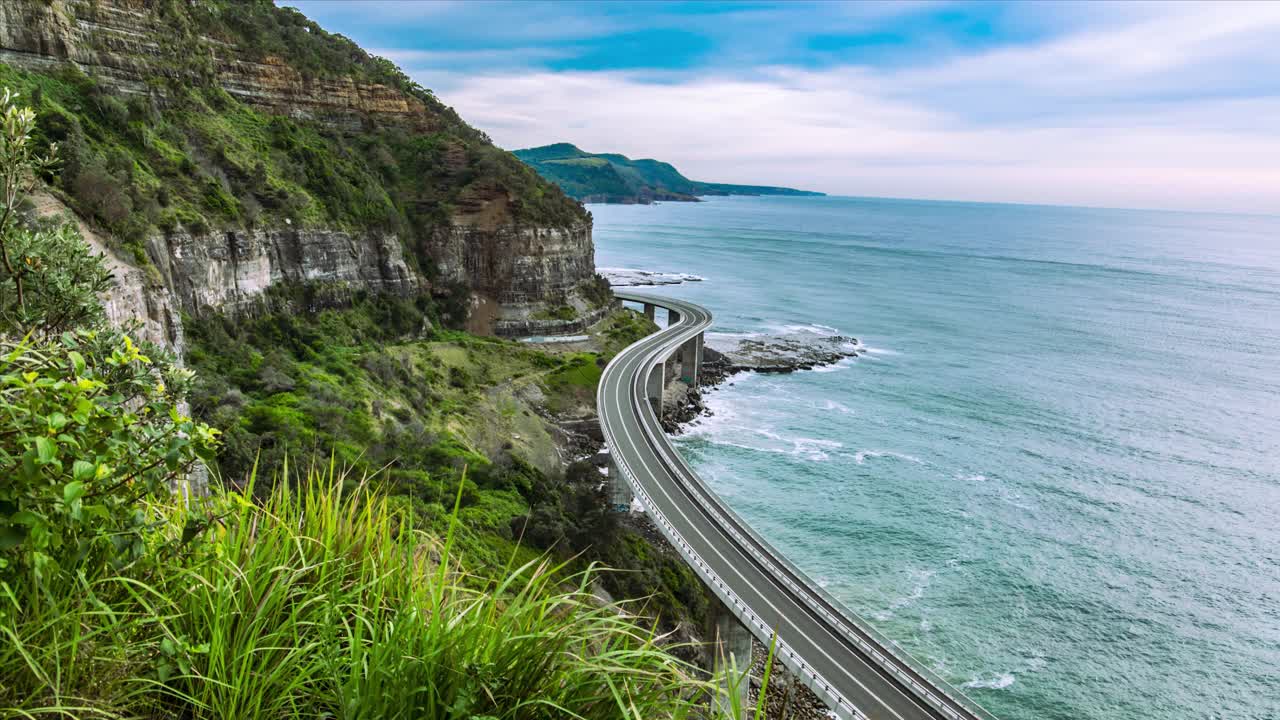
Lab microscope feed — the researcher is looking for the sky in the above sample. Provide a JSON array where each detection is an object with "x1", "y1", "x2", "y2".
[{"x1": 283, "y1": 1, "x2": 1280, "y2": 214}]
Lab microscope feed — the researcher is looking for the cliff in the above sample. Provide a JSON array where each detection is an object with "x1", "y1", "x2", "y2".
[
  {"x1": 0, "y1": 0, "x2": 609, "y2": 347},
  {"x1": 514, "y1": 143, "x2": 825, "y2": 204}
]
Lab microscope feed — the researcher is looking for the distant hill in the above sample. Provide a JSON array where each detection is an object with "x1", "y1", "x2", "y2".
[{"x1": 513, "y1": 143, "x2": 824, "y2": 204}]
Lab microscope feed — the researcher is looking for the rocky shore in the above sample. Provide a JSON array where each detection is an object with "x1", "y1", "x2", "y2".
[
  {"x1": 748, "y1": 639, "x2": 838, "y2": 720},
  {"x1": 600, "y1": 267, "x2": 706, "y2": 287},
  {"x1": 660, "y1": 331, "x2": 864, "y2": 433}
]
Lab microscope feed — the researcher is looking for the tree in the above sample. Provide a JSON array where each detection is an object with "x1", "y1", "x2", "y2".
[
  {"x1": 0, "y1": 88, "x2": 59, "y2": 323},
  {"x1": 0, "y1": 89, "x2": 219, "y2": 598}
]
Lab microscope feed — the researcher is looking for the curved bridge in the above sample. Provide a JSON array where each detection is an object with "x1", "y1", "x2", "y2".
[{"x1": 599, "y1": 291, "x2": 997, "y2": 720}]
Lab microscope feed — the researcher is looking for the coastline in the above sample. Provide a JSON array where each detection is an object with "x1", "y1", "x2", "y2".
[{"x1": 659, "y1": 332, "x2": 865, "y2": 434}]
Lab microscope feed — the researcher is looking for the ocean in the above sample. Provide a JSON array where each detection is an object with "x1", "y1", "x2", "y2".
[{"x1": 591, "y1": 196, "x2": 1280, "y2": 720}]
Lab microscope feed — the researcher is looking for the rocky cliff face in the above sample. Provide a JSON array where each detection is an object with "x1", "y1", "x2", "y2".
[
  {"x1": 0, "y1": 0, "x2": 604, "y2": 344},
  {"x1": 0, "y1": 0, "x2": 436, "y2": 130}
]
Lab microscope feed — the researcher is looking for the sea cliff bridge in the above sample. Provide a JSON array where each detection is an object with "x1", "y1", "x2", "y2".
[{"x1": 598, "y1": 291, "x2": 998, "y2": 720}]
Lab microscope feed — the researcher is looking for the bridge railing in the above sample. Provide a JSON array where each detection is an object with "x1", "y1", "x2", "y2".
[{"x1": 612, "y1": 293, "x2": 998, "y2": 720}]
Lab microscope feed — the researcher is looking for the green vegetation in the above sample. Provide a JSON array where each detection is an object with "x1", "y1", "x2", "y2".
[
  {"x1": 182, "y1": 290, "x2": 701, "y2": 621},
  {"x1": 2, "y1": 459, "x2": 732, "y2": 719},
  {"x1": 0, "y1": 0, "x2": 583, "y2": 273},
  {"x1": 514, "y1": 142, "x2": 825, "y2": 203},
  {"x1": 597, "y1": 307, "x2": 660, "y2": 358},
  {"x1": 0, "y1": 89, "x2": 773, "y2": 720},
  {"x1": 533, "y1": 304, "x2": 579, "y2": 322}
]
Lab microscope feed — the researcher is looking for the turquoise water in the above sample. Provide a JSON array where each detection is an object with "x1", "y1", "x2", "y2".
[{"x1": 591, "y1": 196, "x2": 1280, "y2": 720}]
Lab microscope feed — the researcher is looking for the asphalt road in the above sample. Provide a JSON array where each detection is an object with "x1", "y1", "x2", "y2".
[{"x1": 599, "y1": 291, "x2": 998, "y2": 720}]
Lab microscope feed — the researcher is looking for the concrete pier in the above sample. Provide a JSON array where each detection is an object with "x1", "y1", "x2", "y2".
[
  {"x1": 646, "y1": 361, "x2": 664, "y2": 415},
  {"x1": 643, "y1": 303, "x2": 656, "y2": 322},
  {"x1": 679, "y1": 334, "x2": 702, "y2": 385},
  {"x1": 710, "y1": 602, "x2": 753, "y2": 720},
  {"x1": 669, "y1": 309, "x2": 681, "y2": 326},
  {"x1": 606, "y1": 454, "x2": 633, "y2": 512}
]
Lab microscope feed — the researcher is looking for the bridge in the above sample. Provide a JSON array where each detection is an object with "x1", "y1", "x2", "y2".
[{"x1": 598, "y1": 291, "x2": 998, "y2": 720}]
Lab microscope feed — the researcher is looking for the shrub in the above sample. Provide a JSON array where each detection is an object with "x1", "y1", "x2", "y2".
[
  {"x1": 0, "y1": 221, "x2": 112, "y2": 338},
  {"x1": 69, "y1": 162, "x2": 132, "y2": 227},
  {"x1": 0, "y1": 87, "x2": 219, "y2": 597},
  {"x1": 0, "y1": 330, "x2": 219, "y2": 591}
]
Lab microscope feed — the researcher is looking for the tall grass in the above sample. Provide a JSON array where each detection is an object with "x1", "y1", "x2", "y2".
[{"x1": 1, "y1": 463, "x2": 753, "y2": 719}]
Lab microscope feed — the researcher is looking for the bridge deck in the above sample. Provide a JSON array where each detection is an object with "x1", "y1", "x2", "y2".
[{"x1": 599, "y1": 291, "x2": 998, "y2": 720}]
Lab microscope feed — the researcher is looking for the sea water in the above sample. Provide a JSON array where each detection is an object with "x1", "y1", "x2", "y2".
[{"x1": 591, "y1": 196, "x2": 1280, "y2": 720}]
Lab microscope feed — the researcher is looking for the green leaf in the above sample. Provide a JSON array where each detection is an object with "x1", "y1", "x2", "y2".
[
  {"x1": 34, "y1": 436, "x2": 56, "y2": 464},
  {"x1": 0, "y1": 525, "x2": 26, "y2": 550},
  {"x1": 48, "y1": 412, "x2": 69, "y2": 430},
  {"x1": 10, "y1": 510, "x2": 39, "y2": 526},
  {"x1": 63, "y1": 481, "x2": 86, "y2": 504},
  {"x1": 68, "y1": 350, "x2": 85, "y2": 375},
  {"x1": 72, "y1": 460, "x2": 95, "y2": 483}
]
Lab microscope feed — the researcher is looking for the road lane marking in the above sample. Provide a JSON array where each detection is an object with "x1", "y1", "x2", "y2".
[{"x1": 602, "y1": 293, "x2": 992, "y2": 720}]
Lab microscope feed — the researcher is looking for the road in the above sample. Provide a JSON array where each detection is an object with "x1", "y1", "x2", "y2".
[{"x1": 599, "y1": 291, "x2": 998, "y2": 720}]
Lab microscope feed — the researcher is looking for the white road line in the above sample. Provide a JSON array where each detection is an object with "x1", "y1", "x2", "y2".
[
  {"x1": 608, "y1": 346, "x2": 893, "y2": 720},
  {"x1": 601, "y1": 293, "x2": 992, "y2": 720}
]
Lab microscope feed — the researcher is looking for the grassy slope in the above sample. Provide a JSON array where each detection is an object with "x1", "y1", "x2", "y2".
[
  {"x1": 183, "y1": 295, "x2": 709, "y2": 626},
  {"x1": 2, "y1": 465, "x2": 727, "y2": 719}
]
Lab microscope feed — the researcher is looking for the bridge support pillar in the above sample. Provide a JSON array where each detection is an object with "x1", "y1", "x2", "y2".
[
  {"x1": 606, "y1": 455, "x2": 633, "y2": 512},
  {"x1": 710, "y1": 602, "x2": 753, "y2": 720},
  {"x1": 679, "y1": 333, "x2": 703, "y2": 386},
  {"x1": 669, "y1": 309, "x2": 681, "y2": 327},
  {"x1": 646, "y1": 362, "x2": 663, "y2": 415},
  {"x1": 643, "y1": 303, "x2": 656, "y2": 323}
]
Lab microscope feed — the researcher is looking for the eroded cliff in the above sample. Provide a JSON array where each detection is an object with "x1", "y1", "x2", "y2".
[{"x1": 0, "y1": 0, "x2": 606, "y2": 345}]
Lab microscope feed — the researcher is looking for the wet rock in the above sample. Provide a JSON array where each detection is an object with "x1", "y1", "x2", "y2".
[
  {"x1": 662, "y1": 332, "x2": 862, "y2": 433},
  {"x1": 715, "y1": 334, "x2": 861, "y2": 375}
]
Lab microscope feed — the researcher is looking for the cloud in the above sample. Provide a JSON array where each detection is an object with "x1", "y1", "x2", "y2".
[
  {"x1": 372, "y1": 47, "x2": 574, "y2": 73},
  {"x1": 424, "y1": 2, "x2": 1280, "y2": 214},
  {"x1": 284, "y1": 0, "x2": 1280, "y2": 213},
  {"x1": 437, "y1": 61, "x2": 1279, "y2": 213}
]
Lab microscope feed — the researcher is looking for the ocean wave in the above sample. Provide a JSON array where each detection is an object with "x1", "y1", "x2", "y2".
[
  {"x1": 863, "y1": 346, "x2": 899, "y2": 356},
  {"x1": 963, "y1": 673, "x2": 1015, "y2": 690},
  {"x1": 819, "y1": 399, "x2": 855, "y2": 415},
  {"x1": 889, "y1": 568, "x2": 936, "y2": 610},
  {"x1": 811, "y1": 356, "x2": 859, "y2": 373},
  {"x1": 853, "y1": 449, "x2": 923, "y2": 465},
  {"x1": 681, "y1": 414, "x2": 844, "y2": 462},
  {"x1": 775, "y1": 322, "x2": 843, "y2": 335}
]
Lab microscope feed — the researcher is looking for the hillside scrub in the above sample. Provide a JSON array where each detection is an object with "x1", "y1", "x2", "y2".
[
  {"x1": 183, "y1": 290, "x2": 707, "y2": 626},
  {"x1": 0, "y1": 88, "x2": 775, "y2": 720},
  {"x1": 2, "y1": 463, "x2": 729, "y2": 719},
  {"x1": 0, "y1": 9, "x2": 583, "y2": 276}
]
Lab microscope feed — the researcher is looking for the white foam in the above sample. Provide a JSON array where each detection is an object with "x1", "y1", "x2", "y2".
[
  {"x1": 777, "y1": 322, "x2": 842, "y2": 335},
  {"x1": 964, "y1": 673, "x2": 1015, "y2": 690},
  {"x1": 890, "y1": 568, "x2": 936, "y2": 610},
  {"x1": 819, "y1": 399, "x2": 855, "y2": 415},
  {"x1": 853, "y1": 450, "x2": 923, "y2": 466},
  {"x1": 601, "y1": 267, "x2": 705, "y2": 286},
  {"x1": 811, "y1": 356, "x2": 858, "y2": 373},
  {"x1": 864, "y1": 346, "x2": 899, "y2": 356}
]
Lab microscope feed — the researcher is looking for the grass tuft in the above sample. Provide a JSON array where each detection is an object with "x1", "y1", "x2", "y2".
[{"x1": 0, "y1": 462, "x2": 740, "y2": 719}]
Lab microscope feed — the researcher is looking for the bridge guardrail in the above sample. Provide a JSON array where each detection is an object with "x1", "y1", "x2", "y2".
[{"x1": 604, "y1": 292, "x2": 997, "y2": 720}]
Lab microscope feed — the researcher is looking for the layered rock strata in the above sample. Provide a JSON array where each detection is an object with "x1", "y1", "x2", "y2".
[{"x1": 0, "y1": 0, "x2": 602, "y2": 343}]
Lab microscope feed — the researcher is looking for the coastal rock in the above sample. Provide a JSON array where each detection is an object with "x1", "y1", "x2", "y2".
[
  {"x1": 709, "y1": 333, "x2": 862, "y2": 376},
  {"x1": 748, "y1": 639, "x2": 836, "y2": 720},
  {"x1": 152, "y1": 227, "x2": 420, "y2": 316},
  {"x1": 0, "y1": 0, "x2": 601, "y2": 341},
  {"x1": 601, "y1": 267, "x2": 705, "y2": 287},
  {"x1": 660, "y1": 332, "x2": 862, "y2": 433}
]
